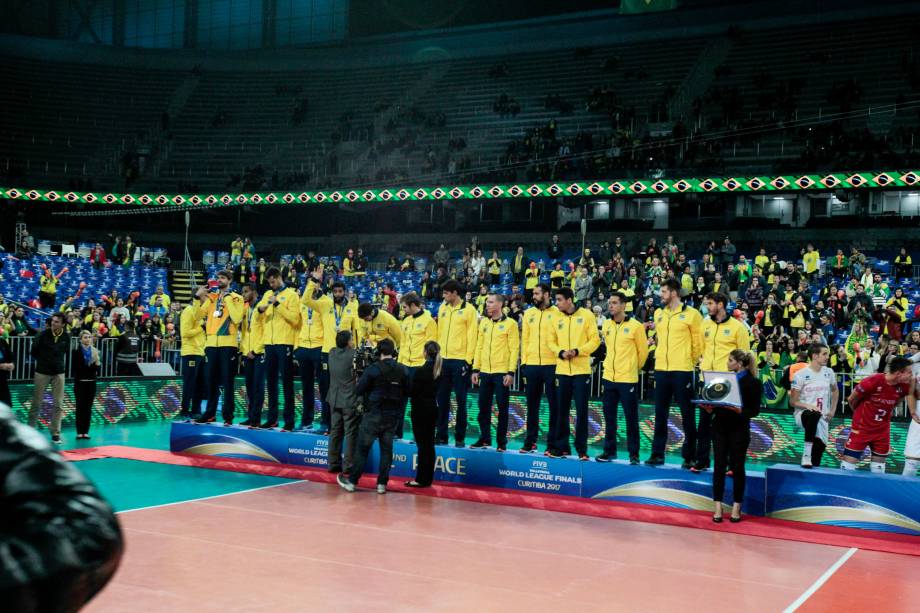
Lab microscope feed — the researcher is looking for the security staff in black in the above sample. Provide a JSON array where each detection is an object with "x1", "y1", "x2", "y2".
[{"x1": 337, "y1": 339, "x2": 409, "y2": 494}]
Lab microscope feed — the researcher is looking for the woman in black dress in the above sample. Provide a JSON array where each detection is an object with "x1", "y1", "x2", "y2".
[
  {"x1": 405, "y1": 341, "x2": 442, "y2": 488},
  {"x1": 72, "y1": 330, "x2": 101, "y2": 439},
  {"x1": 708, "y1": 349, "x2": 762, "y2": 523}
]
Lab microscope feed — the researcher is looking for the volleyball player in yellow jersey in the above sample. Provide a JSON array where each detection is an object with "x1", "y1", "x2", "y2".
[
  {"x1": 239, "y1": 283, "x2": 266, "y2": 427},
  {"x1": 436, "y1": 280, "x2": 479, "y2": 446},
  {"x1": 647, "y1": 278, "x2": 703, "y2": 466},
  {"x1": 471, "y1": 293, "x2": 520, "y2": 451},
  {"x1": 598, "y1": 291, "x2": 649, "y2": 464},
  {"x1": 196, "y1": 270, "x2": 246, "y2": 425},
  {"x1": 178, "y1": 287, "x2": 207, "y2": 420},
  {"x1": 547, "y1": 287, "x2": 600, "y2": 459},
  {"x1": 297, "y1": 266, "x2": 336, "y2": 433},
  {"x1": 519, "y1": 283, "x2": 559, "y2": 453},
  {"x1": 396, "y1": 291, "x2": 438, "y2": 439},
  {"x1": 255, "y1": 267, "x2": 301, "y2": 431}
]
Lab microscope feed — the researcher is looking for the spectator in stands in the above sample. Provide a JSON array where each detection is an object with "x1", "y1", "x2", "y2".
[
  {"x1": 21, "y1": 229, "x2": 35, "y2": 253},
  {"x1": 548, "y1": 235, "x2": 563, "y2": 262},
  {"x1": 432, "y1": 244, "x2": 450, "y2": 272},
  {"x1": 89, "y1": 243, "x2": 107, "y2": 269},
  {"x1": 10, "y1": 307, "x2": 35, "y2": 338},
  {"x1": 119, "y1": 236, "x2": 136, "y2": 268},
  {"x1": 720, "y1": 237, "x2": 736, "y2": 272},
  {"x1": 230, "y1": 236, "x2": 243, "y2": 267},
  {"x1": 343, "y1": 249, "x2": 356, "y2": 277},
  {"x1": 37, "y1": 264, "x2": 67, "y2": 309},
  {"x1": 511, "y1": 246, "x2": 528, "y2": 284},
  {"x1": 354, "y1": 249, "x2": 368, "y2": 276},
  {"x1": 895, "y1": 248, "x2": 913, "y2": 280},
  {"x1": 29, "y1": 313, "x2": 69, "y2": 444},
  {"x1": 386, "y1": 256, "x2": 399, "y2": 272}
]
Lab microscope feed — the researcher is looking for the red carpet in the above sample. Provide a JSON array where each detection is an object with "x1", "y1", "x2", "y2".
[{"x1": 64, "y1": 445, "x2": 920, "y2": 556}]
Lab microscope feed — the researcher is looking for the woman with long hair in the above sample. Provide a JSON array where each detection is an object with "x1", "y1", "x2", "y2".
[
  {"x1": 406, "y1": 341, "x2": 442, "y2": 488},
  {"x1": 707, "y1": 349, "x2": 762, "y2": 523},
  {"x1": 72, "y1": 330, "x2": 101, "y2": 439}
]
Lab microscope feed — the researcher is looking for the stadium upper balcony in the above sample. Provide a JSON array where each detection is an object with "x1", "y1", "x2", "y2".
[{"x1": 1, "y1": 0, "x2": 918, "y2": 197}]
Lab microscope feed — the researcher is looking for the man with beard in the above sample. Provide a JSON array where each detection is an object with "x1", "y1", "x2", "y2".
[
  {"x1": 519, "y1": 284, "x2": 559, "y2": 453},
  {"x1": 196, "y1": 270, "x2": 246, "y2": 425}
]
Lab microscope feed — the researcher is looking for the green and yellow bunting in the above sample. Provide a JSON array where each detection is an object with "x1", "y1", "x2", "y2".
[{"x1": 2, "y1": 170, "x2": 917, "y2": 209}]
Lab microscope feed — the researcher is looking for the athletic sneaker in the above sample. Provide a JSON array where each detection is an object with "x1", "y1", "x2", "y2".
[
  {"x1": 223, "y1": 420, "x2": 233, "y2": 426},
  {"x1": 281, "y1": 425, "x2": 294, "y2": 432},
  {"x1": 681, "y1": 461, "x2": 694, "y2": 470},
  {"x1": 645, "y1": 455, "x2": 664, "y2": 466},
  {"x1": 194, "y1": 415, "x2": 216, "y2": 424},
  {"x1": 336, "y1": 474, "x2": 355, "y2": 493},
  {"x1": 376, "y1": 484, "x2": 387, "y2": 495},
  {"x1": 595, "y1": 453, "x2": 615, "y2": 462},
  {"x1": 496, "y1": 446, "x2": 506, "y2": 453},
  {"x1": 629, "y1": 455, "x2": 640, "y2": 465},
  {"x1": 690, "y1": 463, "x2": 710, "y2": 473},
  {"x1": 547, "y1": 449, "x2": 566, "y2": 459},
  {"x1": 239, "y1": 419, "x2": 252, "y2": 427},
  {"x1": 51, "y1": 435, "x2": 62, "y2": 444},
  {"x1": 519, "y1": 443, "x2": 537, "y2": 454},
  {"x1": 259, "y1": 421, "x2": 278, "y2": 429},
  {"x1": 801, "y1": 460, "x2": 813, "y2": 469},
  {"x1": 578, "y1": 454, "x2": 590, "y2": 461},
  {"x1": 454, "y1": 441, "x2": 465, "y2": 448},
  {"x1": 470, "y1": 440, "x2": 489, "y2": 449}
]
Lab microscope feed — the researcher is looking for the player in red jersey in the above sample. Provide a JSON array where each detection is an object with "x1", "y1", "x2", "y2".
[{"x1": 841, "y1": 356, "x2": 915, "y2": 474}]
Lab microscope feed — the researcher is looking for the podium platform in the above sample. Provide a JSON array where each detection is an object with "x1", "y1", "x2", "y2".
[
  {"x1": 765, "y1": 465, "x2": 920, "y2": 536},
  {"x1": 170, "y1": 422, "x2": 765, "y2": 514}
]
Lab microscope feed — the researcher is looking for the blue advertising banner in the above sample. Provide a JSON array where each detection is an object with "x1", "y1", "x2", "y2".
[
  {"x1": 765, "y1": 465, "x2": 920, "y2": 536},
  {"x1": 581, "y1": 461, "x2": 765, "y2": 516},
  {"x1": 170, "y1": 424, "x2": 762, "y2": 513},
  {"x1": 386, "y1": 443, "x2": 584, "y2": 497}
]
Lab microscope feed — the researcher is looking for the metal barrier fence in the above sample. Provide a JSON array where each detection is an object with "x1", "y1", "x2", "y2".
[{"x1": 6, "y1": 335, "x2": 890, "y2": 417}]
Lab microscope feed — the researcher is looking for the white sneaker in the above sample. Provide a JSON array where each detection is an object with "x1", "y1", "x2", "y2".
[
  {"x1": 336, "y1": 474, "x2": 355, "y2": 493},
  {"x1": 376, "y1": 484, "x2": 387, "y2": 495},
  {"x1": 801, "y1": 456, "x2": 813, "y2": 469}
]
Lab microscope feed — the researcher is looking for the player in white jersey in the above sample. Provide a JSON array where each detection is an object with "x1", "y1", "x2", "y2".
[
  {"x1": 903, "y1": 353, "x2": 920, "y2": 477},
  {"x1": 790, "y1": 343, "x2": 838, "y2": 468}
]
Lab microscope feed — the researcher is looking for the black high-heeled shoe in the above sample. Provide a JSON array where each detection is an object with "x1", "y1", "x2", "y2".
[
  {"x1": 712, "y1": 515, "x2": 723, "y2": 523},
  {"x1": 730, "y1": 515, "x2": 742, "y2": 523}
]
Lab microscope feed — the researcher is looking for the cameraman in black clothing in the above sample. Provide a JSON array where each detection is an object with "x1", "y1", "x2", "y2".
[{"x1": 337, "y1": 339, "x2": 409, "y2": 495}]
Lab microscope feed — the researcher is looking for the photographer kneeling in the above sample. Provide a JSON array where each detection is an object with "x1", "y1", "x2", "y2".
[{"x1": 337, "y1": 339, "x2": 409, "y2": 494}]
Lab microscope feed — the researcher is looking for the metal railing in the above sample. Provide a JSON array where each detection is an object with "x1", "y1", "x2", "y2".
[{"x1": 5, "y1": 336, "x2": 181, "y2": 381}]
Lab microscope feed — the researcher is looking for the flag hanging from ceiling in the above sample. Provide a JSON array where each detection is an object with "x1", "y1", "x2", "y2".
[{"x1": 620, "y1": 0, "x2": 679, "y2": 14}]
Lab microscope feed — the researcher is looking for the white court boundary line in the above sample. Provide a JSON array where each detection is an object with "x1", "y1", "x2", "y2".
[
  {"x1": 782, "y1": 547, "x2": 858, "y2": 613},
  {"x1": 116, "y1": 480, "x2": 303, "y2": 514}
]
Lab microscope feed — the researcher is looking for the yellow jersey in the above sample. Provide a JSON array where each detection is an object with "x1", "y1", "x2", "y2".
[
  {"x1": 601, "y1": 316, "x2": 649, "y2": 383},
  {"x1": 652, "y1": 303, "x2": 703, "y2": 372},
  {"x1": 521, "y1": 305, "x2": 559, "y2": 366},
  {"x1": 699, "y1": 315, "x2": 750, "y2": 371},
  {"x1": 473, "y1": 315, "x2": 520, "y2": 375},
  {"x1": 256, "y1": 286, "x2": 301, "y2": 346},
  {"x1": 198, "y1": 291, "x2": 245, "y2": 349},
  {"x1": 548, "y1": 307, "x2": 600, "y2": 376},
  {"x1": 398, "y1": 310, "x2": 438, "y2": 368},
  {"x1": 436, "y1": 300, "x2": 479, "y2": 362}
]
